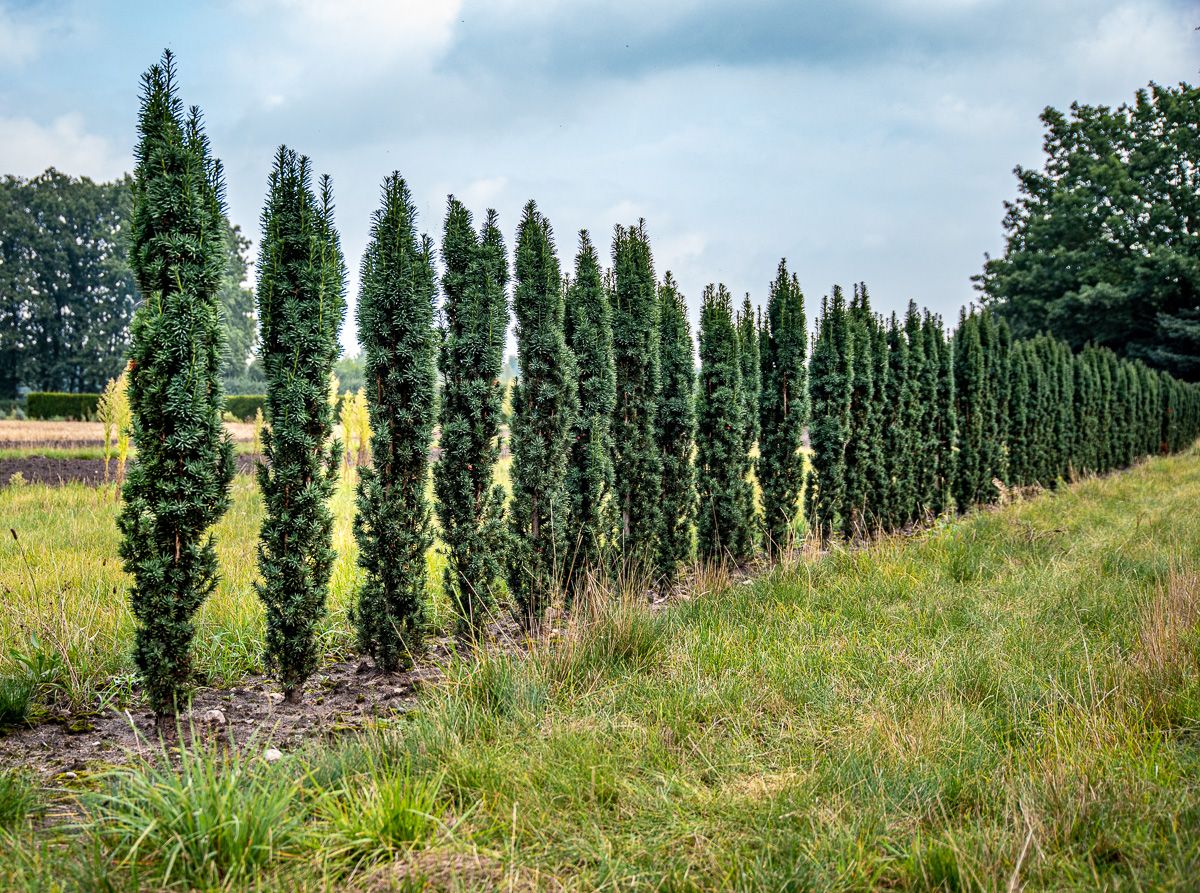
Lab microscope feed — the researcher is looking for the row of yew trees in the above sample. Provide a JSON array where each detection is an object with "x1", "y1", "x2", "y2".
[{"x1": 120, "y1": 54, "x2": 1200, "y2": 718}]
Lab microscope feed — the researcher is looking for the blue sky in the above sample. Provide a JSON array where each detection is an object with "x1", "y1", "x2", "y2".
[{"x1": 1, "y1": 0, "x2": 1196, "y2": 352}]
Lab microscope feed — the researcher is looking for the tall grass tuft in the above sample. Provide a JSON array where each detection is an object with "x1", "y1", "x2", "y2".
[
  {"x1": 0, "y1": 771, "x2": 38, "y2": 830},
  {"x1": 79, "y1": 738, "x2": 304, "y2": 889}
]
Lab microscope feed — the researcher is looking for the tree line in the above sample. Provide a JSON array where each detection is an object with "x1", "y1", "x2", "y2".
[{"x1": 119, "y1": 53, "x2": 1200, "y2": 720}]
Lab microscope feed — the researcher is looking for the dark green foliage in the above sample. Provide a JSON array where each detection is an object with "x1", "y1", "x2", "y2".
[
  {"x1": 881, "y1": 314, "x2": 910, "y2": 529},
  {"x1": 254, "y1": 148, "x2": 346, "y2": 701},
  {"x1": 354, "y1": 174, "x2": 437, "y2": 670},
  {"x1": 435, "y1": 197, "x2": 509, "y2": 634},
  {"x1": 611, "y1": 221, "x2": 662, "y2": 567},
  {"x1": 736, "y1": 293, "x2": 761, "y2": 455},
  {"x1": 507, "y1": 202, "x2": 576, "y2": 627},
  {"x1": 926, "y1": 314, "x2": 956, "y2": 514},
  {"x1": 696, "y1": 283, "x2": 753, "y2": 562},
  {"x1": 844, "y1": 287, "x2": 879, "y2": 535},
  {"x1": 0, "y1": 169, "x2": 256, "y2": 399},
  {"x1": 118, "y1": 51, "x2": 236, "y2": 718},
  {"x1": 952, "y1": 309, "x2": 987, "y2": 509},
  {"x1": 758, "y1": 260, "x2": 808, "y2": 554},
  {"x1": 564, "y1": 230, "x2": 616, "y2": 595},
  {"x1": 979, "y1": 83, "x2": 1200, "y2": 381},
  {"x1": 655, "y1": 273, "x2": 696, "y2": 581},
  {"x1": 25, "y1": 392, "x2": 99, "y2": 420},
  {"x1": 223, "y1": 395, "x2": 266, "y2": 421},
  {"x1": 0, "y1": 170, "x2": 135, "y2": 397},
  {"x1": 808, "y1": 287, "x2": 853, "y2": 537}
]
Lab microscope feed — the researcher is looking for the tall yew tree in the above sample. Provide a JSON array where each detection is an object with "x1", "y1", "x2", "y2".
[
  {"x1": 696, "y1": 284, "x2": 753, "y2": 562},
  {"x1": 354, "y1": 175, "x2": 437, "y2": 670},
  {"x1": 808, "y1": 287, "x2": 853, "y2": 537},
  {"x1": 611, "y1": 222, "x2": 662, "y2": 568},
  {"x1": 564, "y1": 230, "x2": 616, "y2": 595},
  {"x1": 758, "y1": 260, "x2": 808, "y2": 554},
  {"x1": 254, "y1": 148, "x2": 346, "y2": 702},
  {"x1": 119, "y1": 52, "x2": 236, "y2": 720},
  {"x1": 507, "y1": 202, "x2": 576, "y2": 626},
  {"x1": 656, "y1": 273, "x2": 697, "y2": 582},
  {"x1": 435, "y1": 197, "x2": 509, "y2": 634}
]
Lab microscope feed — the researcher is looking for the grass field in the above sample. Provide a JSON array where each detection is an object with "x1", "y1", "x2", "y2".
[{"x1": 1, "y1": 446, "x2": 1197, "y2": 889}]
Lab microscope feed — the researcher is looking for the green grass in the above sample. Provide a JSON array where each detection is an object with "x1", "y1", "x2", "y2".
[{"x1": 5, "y1": 446, "x2": 1199, "y2": 890}]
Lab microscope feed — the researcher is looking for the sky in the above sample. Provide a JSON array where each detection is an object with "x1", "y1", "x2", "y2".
[{"x1": 1, "y1": 0, "x2": 1197, "y2": 354}]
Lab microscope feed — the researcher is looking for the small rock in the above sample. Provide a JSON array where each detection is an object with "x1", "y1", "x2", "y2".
[
  {"x1": 60, "y1": 771, "x2": 78, "y2": 781},
  {"x1": 266, "y1": 692, "x2": 284, "y2": 704},
  {"x1": 199, "y1": 708, "x2": 226, "y2": 728},
  {"x1": 263, "y1": 748, "x2": 283, "y2": 763}
]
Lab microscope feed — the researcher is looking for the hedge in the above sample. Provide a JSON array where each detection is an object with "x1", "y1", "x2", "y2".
[
  {"x1": 26, "y1": 392, "x2": 100, "y2": 420},
  {"x1": 224, "y1": 394, "x2": 266, "y2": 421}
]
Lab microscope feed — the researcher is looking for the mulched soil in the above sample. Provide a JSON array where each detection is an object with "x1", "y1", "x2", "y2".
[{"x1": 2, "y1": 454, "x2": 261, "y2": 486}]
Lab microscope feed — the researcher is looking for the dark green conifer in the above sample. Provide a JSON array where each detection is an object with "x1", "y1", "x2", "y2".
[
  {"x1": 696, "y1": 284, "x2": 753, "y2": 561},
  {"x1": 354, "y1": 175, "x2": 437, "y2": 670},
  {"x1": 656, "y1": 273, "x2": 697, "y2": 581},
  {"x1": 611, "y1": 222, "x2": 662, "y2": 569},
  {"x1": 808, "y1": 287, "x2": 853, "y2": 537},
  {"x1": 926, "y1": 313, "x2": 956, "y2": 514},
  {"x1": 736, "y1": 293, "x2": 761, "y2": 455},
  {"x1": 882, "y1": 313, "x2": 910, "y2": 529},
  {"x1": 953, "y1": 309, "x2": 986, "y2": 509},
  {"x1": 844, "y1": 286, "x2": 877, "y2": 535},
  {"x1": 507, "y1": 202, "x2": 576, "y2": 626},
  {"x1": 564, "y1": 230, "x2": 616, "y2": 596},
  {"x1": 758, "y1": 260, "x2": 808, "y2": 554},
  {"x1": 434, "y1": 198, "x2": 509, "y2": 634},
  {"x1": 254, "y1": 148, "x2": 347, "y2": 701},
  {"x1": 119, "y1": 52, "x2": 236, "y2": 719},
  {"x1": 903, "y1": 302, "x2": 933, "y2": 520}
]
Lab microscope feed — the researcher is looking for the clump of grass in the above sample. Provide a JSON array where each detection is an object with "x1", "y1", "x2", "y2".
[
  {"x1": 1127, "y1": 566, "x2": 1200, "y2": 728},
  {"x1": 0, "y1": 771, "x2": 38, "y2": 830},
  {"x1": 79, "y1": 739, "x2": 305, "y2": 890},
  {"x1": 0, "y1": 675, "x2": 33, "y2": 726},
  {"x1": 320, "y1": 756, "x2": 445, "y2": 868}
]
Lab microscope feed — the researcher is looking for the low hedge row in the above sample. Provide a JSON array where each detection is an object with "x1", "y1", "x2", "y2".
[
  {"x1": 24, "y1": 392, "x2": 267, "y2": 422},
  {"x1": 26, "y1": 392, "x2": 100, "y2": 420}
]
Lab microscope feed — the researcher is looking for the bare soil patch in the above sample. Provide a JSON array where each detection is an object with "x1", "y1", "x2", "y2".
[
  {"x1": 2, "y1": 453, "x2": 261, "y2": 486},
  {"x1": 0, "y1": 656, "x2": 447, "y2": 782}
]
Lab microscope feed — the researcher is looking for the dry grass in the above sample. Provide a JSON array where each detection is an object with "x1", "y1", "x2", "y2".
[{"x1": 0, "y1": 418, "x2": 257, "y2": 447}]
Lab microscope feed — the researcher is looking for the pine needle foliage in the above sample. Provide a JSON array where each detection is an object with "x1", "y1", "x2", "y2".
[
  {"x1": 696, "y1": 283, "x2": 754, "y2": 563},
  {"x1": 507, "y1": 201, "x2": 577, "y2": 628},
  {"x1": 758, "y1": 260, "x2": 808, "y2": 555},
  {"x1": 354, "y1": 175, "x2": 437, "y2": 671},
  {"x1": 254, "y1": 147, "x2": 347, "y2": 701},
  {"x1": 435, "y1": 197, "x2": 509, "y2": 635},
  {"x1": 610, "y1": 221, "x2": 662, "y2": 569},
  {"x1": 808, "y1": 287, "x2": 853, "y2": 537},
  {"x1": 655, "y1": 272, "x2": 697, "y2": 582},
  {"x1": 118, "y1": 51, "x2": 236, "y2": 719},
  {"x1": 563, "y1": 230, "x2": 617, "y2": 598}
]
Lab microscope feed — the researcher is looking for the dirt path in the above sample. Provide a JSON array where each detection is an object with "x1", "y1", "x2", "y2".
[{"x1": 2, "y1": 454, "x2": 261, "y2": 486}]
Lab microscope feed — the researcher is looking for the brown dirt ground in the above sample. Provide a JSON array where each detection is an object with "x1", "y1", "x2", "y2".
[
  {"x1": 0, "y1": 654, "x2": 451, "y2": 783},
  {"x1": 2, "y1": 454, "x2": 261, "y2": 486}
]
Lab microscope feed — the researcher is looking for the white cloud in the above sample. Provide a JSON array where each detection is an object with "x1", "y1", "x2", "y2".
[
  {"x1": 460, "y1": 175, "x2": 508, "y2": 209},
  {"x1": 0, "y1": 114, "x2": 128, "y2": 180},
  {"x1": 1071, "y1": 2, "x2": 1196, "y2": 92},
  {"x1": 0, "y1": 4, "x2": 46, "y2": 66}
]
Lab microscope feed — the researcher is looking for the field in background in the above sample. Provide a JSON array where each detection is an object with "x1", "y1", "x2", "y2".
[{"x1": 1, "y1": 445, "x2": 1197, "y2": 889}]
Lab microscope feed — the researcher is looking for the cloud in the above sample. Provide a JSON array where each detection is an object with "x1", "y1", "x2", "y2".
[
  {"x1": 1069, "y1": 2, "x2": 1197, "y2": 92},
  {"x1": 0, "y1": 3, "x2": 48, "y2": 66},
  {"x1": 0, "y1": 114, "x2": 128, "y2": 180}
]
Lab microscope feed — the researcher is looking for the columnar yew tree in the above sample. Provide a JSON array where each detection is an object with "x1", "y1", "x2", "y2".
[
  {"x1": 736, "y1": 293, "x2": 761, "y2": 455},
  {"x1": 507, "y1": 202, "x2": 576, "y2": 626},
  {"x1": 882, "y1": 313, "x2": 910, "y2": 528},
  {"x1": 435, "y1": 197, "x2": 509, "y2": 633},
  {"x1": 930, "y1": 314, "x2": 957, "y2": 513},
  {"x1": 953, "y1": 309, "x2": 987, "y2": 508},
  {"x1": 903, "y1": 302, "x2": 932, "y2": 520},
  {"x1": 119, "y1": 52, "x2": 236, "y2": 720},
  {"x1": 564, "y1": 230, "x2": 616, "y2": 595},
  {"x1": 354, "y1": 175, "x2": 437, "y2": 670},
  {"x1": 611, "y1": 222, "x2": 662, "y2": 567},
  {"x1": 254, "y1": 148, "x2": 346, "y2": 702},
  {"x1": 656, "y1": 273, "x2": 697, "y2": 582},
  {"x1": 808, "y1": 287, "x2": 853, "y2": 536},
  {"x1": 758, "y1": 260, "x2": 808, "y2": 554},
  {"x1": 844, "y1": 286, "x2": 878, "y2": 535},
  {"x1": 696, "y1": 284, "x2": 753, "y2": 562}
]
